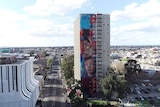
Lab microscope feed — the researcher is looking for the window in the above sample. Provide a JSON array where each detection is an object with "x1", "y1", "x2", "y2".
[
  {"x1": 0, "y1": 67, "x2": 3, "y2": 93},
  {"x1": 12, "y1": 66, "x2": 18, "y2": 91},
  {"x1": 6, "y1": 66, "x2": 10, "y2": 92}
]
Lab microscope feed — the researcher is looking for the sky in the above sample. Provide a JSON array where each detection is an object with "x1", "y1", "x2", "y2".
[{"x1": 0, "y1": 0, "x2": 160, "y2": 47}]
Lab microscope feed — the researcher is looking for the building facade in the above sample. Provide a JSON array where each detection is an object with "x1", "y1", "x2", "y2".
[
  {"x1": 0, "y1": 57, "x2": 40, "y2": 107},
  {"x1": 74, "y1": 13, "x2": 110, "y2": 97}
]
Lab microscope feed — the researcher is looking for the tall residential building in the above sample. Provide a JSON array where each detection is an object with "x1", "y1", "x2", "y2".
[
  {"x1": 0, "y1": 56, "x2": 40, "y2": 107},
  {"x1": 74, "y1": 13, "x2": 110, "y2": 97}
]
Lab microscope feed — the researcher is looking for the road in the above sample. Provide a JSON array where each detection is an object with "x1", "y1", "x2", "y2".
[
  {"x1": 42, "y1": 78, "x2": 62, "y2": 107},
  {"x1": 39, "y1": 58, "x2": 70, "y2": 107}
]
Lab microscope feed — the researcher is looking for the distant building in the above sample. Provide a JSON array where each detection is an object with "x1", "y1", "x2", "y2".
[
  {"x1": 0, "y1": 48, "x2": 11, "y2": 54},
  {"x1": 74, "y1": 13, "x2": 110, "y2": 97},
  {"x1": 0, "y1": 56, "x2": 40, "y2": 107}
]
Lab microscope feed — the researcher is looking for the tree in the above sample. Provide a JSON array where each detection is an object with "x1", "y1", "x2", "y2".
[
  {"x1": 29, "y1": 51, "x2": 34, "y2": 56},
  {"x1": 68, "y1": 79, "x2": 82, "y2": 100},
  {"x1": 100, "y1": 68, "x2": 128, "y2": 99},
  {"x1": 47, "y1": 58, "x2": 53, "y2": 69},
  {"x1": 61, "y1": 55, "x2": 74, "y2": 80},
  {"x1": 68, "y1": 79, "x2": 87, "y2": 107},
  {"x1": 114, "y1": 61, "x2": 126, "y2": 75},
  {"x1": 124, "y1": 59, "x2": 141, "y2": 82},
  {"x1": 41, "y1": 51, "x2": 47, "y2": 58}
]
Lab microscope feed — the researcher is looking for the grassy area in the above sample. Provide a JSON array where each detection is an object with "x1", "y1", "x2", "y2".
[
  {"x1": 71, "y1": 99, "x2": 121, "y2": 107},
  {"x1": 87, "y1": 100, "x2": 111, "y2": 106}
]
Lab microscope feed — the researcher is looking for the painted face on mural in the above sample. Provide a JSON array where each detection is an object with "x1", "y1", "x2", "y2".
[
  {"x1": 84, "y1": 57, "x2": 95, "y2": 77},
  {"x1": 82, "y1": 39, "x2": 91, "y2": 52},
  {"x1": 81, "y1": 35, "x2": 93, "y2": 58}
]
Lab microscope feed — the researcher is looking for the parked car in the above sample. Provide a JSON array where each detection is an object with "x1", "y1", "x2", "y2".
[
  {"x1": 135, "y1": 96, "x2": 144, "y2": 101},
  {"x1": 133, "y1": 90, "x2": 141, "y2": 94},
  {"x1": 143, "y1": 89, "x2": 149, "y2": 93},
  {"x1": 155, "y1": 95, "x2": 160, "y2": 100}
]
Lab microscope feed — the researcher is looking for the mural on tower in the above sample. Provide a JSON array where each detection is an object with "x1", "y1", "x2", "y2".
[{"x1": 80, "y1": 14, "x2": 96, "y2": 97}]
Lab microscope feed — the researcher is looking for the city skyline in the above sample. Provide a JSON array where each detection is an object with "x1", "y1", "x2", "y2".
[{"x1": 0, "y1": 0, "x2": 160, "y2": 47}]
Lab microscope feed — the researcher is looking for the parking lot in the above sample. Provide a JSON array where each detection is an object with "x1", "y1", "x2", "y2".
[{"x1": 125, "y1": 82, "x2": 160, "y2": 105}]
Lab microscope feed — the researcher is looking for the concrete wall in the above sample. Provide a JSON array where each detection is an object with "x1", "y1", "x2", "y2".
[{"x1": 0, "y1": 58, "x2": 40, "y2": 107}]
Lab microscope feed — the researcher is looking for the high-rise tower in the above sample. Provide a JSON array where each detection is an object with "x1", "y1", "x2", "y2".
[{"x1": 74, "y1": 13, "x2": 110, "y2": 97}]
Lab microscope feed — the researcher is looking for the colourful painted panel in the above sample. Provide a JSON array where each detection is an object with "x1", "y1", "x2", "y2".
[{"x1": 80, "y1": 14, "x2": 96, "y2": 97}]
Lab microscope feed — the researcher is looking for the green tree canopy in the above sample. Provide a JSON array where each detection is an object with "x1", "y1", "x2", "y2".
[
  {"x1": 124, "y1": 59, "x2": 141, "y2": 82},
  {"x1": 61, "y1": 55, "x2": 74, "y2": 80},
  {"x1": 100, "y1": 67, "x2": 129, "y2": 99},
  {"x1": 47, "y1": 58, "x2": 53, "y2": 69}
]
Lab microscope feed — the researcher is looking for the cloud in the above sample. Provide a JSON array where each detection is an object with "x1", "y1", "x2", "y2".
[
  {"x1": 24, "y1": 0, "x2": 90, "y2": 16},
  {"x1": 111, "y1": 30, "x2": 160, "y2": 46},
  {"x1": 119, "y1": 19, "x2": 160, "y2": 32},
  {"x1": 0, "y1": 8, "x2": 28, "y2": 22},
  {"x1": 25, "y1": 18, "x2": 73, "y2": 38},
  {"x1": 110, "y1": 0, "x2": 160, "y2": 45},
  {"x1": 0, "y1": 8, "x2": 29, "y2": 39},
  {"x1": 0, "y1": 5, "x2": 75, "y2": 47},
  {"x1": 111, "y1": 0, "x2": 160, "y2": 21}
]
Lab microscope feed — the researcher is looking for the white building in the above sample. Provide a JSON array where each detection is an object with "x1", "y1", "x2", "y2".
[
  {"x1": 74, "y1": 13, "x2": 110, "y2": 93},
  {"x1": 0, "y1": 58, "x2": 40, "y2": 107}
]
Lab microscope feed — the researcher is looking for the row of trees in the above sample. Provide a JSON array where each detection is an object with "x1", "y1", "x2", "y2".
[
  {"x1": 60, "y1": 55, "x2": 87, "y2": 107},
  {"x1": 61, "y1": 54, "x2": 74, "y2": 80}
]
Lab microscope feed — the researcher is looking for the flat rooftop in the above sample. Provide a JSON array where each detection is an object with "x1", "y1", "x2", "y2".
[{"x1": 0, "y1": 59, "x2": 29, "y2": 65}]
